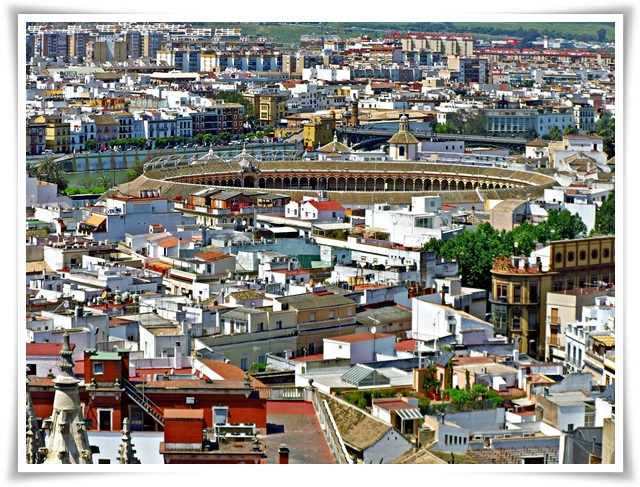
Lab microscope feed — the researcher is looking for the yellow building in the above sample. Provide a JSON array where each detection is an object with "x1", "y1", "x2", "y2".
[
  {"x1": 36, "y1": 115, "x2": 70, "y2": 154},
  {"x1": 302, "y1": 112, "x2": 337, "y2": 150},
  {"x1": 88, "y1": 40, "x2": 127, "y2": 63},
  {"x1": 258, "y1": 94, "x2": 288, "y2": 126},
  {"x1": 490, "y1": 236, "x2": 615, "y2": 360}
]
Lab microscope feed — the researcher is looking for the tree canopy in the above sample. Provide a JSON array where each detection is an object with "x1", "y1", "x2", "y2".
[
  {"x1": 33, "y1": 155, "x2": 68, "y2": 191},
  {"x1": 593, "y1": 190, "x2": 615, "y2": 235},
  {"x1": 592, "y1": 112, "x2": 615, "y2": 158},
  {"x1": 422, "y1": 210, "x2": 587, "y2": 291}
]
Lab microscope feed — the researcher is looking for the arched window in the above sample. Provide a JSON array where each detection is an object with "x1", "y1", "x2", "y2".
[{"x1": 398, "y1": 146, "x2": 405, "y2": 157}]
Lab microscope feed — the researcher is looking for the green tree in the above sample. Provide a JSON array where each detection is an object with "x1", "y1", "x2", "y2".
[
  {"x1": 422, "y1": 363, "x2": 441, "y2": 396},
  {"x1": 510, "y1": 221, "x2": 540, "y2": 256},
  {"x1": 97, "y1": 174, "x2": 116, "y2": 189},
  {"x1": 525, "y1": 126, "x2": 538, "y2": 141},
  {"x1": 597, "y1": 28, "x2": 607, "y2": 42},
  {"x1": 563, "y1": 125, "x2": 577, "y2": 135},
  {"x1": 471, "y1": 384, "x2": 504, "y2": 408},
  {"x1": 594, "y1": 190, "x2": 615, "y2": 235},
  {"x1": 35, "y1": 155, "x2": 68, "y2": 191},
  {"x1": 545, "y1": 208, "x2": 587, "y2": 240},
  {"x1": 459, "y1": 111, "x2": 488, "y2": 136},
  {"x1": 423, "y1": 222, "x2": 508, "y2": 291},
  {"x1": 592, "y1": 112, "x2": 615, "y2": 158},
  {"x1": 84, "y1": 139, "x2": 97, "y2": 151},
  {"x1": 444, "y1": 388, "x2": 470, "y2": 410},
  {"x1": 78, "y1": 175, "x2": 95, "y2": 192},
  {"x1": 26, "y1": 161, "x2": 37, "y2": 178},
  {"x1": 548, "y1": 125, "x2": 563, "y2": 141},
  {"x1": 434, "y1": 123, "x2": 456, "y2": 134},
  {"x1": 126, "y1": 159, "x2": 144, "y2": 181}
]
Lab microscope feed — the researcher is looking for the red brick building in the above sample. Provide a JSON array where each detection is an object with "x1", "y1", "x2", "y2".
[{"x1": 27, "y1": 348, "x2": 267, "y2": 434}]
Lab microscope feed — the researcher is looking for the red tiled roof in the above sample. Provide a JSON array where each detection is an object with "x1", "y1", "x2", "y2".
[
  {"x1": 197, "y1": 359, "x2": 248, "y2": 381},
  {"x1": 306, "y1": 200, "x2": 345, "y2": 211},
  {"x1": 272, "y1": 269, "x2": 310, "y2": 275},
  {"x1": 194, "y1": 250, "x2": 233, "y2": 262},
  {"x1": 453, "y1": 356, "x2": 494, "y2": 365},
  {"x1": 373, "y1": 399, "x2": 418, "y2": 411},
  {"x1": 291, "y1": 353, "x2": 324, "y2": 362},
  {"x1": 396, "y1": 339, "x2": 416, "y2": 352},
  {"x1": 157, "y1": 237, "x2": 179, "y2": 248},
  {"x1": 26, "y1": 342, "x2": 73, "y2": 356}
]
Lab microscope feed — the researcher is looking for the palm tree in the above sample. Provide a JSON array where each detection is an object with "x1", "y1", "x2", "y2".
[
  {"x1": 35, "y1": 155, "x2": 68, "y2": 191},
  {"x1": 96, "y1": 174, "x2": 116, "y2": 190}
]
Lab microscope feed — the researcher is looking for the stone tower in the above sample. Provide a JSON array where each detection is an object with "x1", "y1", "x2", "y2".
[
  {"x1": 26, "y1": 370, "x2": 45, "y2": 464},
  {"x1": 41, "y1": 333, "x2": 94, "y2": 464},
  {"x1": 118, "y1": 417, "x2": 140, "y2": 464}
]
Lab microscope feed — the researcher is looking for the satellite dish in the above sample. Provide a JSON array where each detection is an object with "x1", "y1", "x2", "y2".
[
  {"x1": 63, "y1": 301, "x2": 69, "y2": 309},
  {"x1": 370, "y1": 326, "x2": 377, "y2": 335}
]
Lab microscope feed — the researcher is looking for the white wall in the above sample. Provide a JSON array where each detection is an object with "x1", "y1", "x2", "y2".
[
  {"x1": 557, "y1": 405, "x2": 586, "y2": 432},
  {"x1": 363, "y1": 429, "x2": 413, "y2": 464}
]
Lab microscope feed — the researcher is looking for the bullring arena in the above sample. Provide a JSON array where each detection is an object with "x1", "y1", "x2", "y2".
[{"x1": 113, "y1": 149, "x2": 558, "y2": 209}]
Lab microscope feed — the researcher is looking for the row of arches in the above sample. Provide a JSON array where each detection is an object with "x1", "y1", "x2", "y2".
[{"x1": 181, "y1": 173, "x2": 519, "y2": 191}]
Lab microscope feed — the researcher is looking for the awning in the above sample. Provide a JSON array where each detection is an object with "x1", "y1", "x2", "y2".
[
  {"x1": 313, "y1": 222, "x2": 352, "y2": 231},
  {"x1": 593, "y1": 335, "x2": 615, "y2": 346},
  {"x1": 85, "y1": 215, "x2": 106, "y2": 227},
  {"x1": 396, "y1": 408, "x2": 424, "y2": 420}
]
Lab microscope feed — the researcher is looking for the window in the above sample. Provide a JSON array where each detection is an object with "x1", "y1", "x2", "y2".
[
  {"x1": 93, "y1": 362, "x2": 104, "y2": 375},
  {"x1": 567, "y1": 251, "x2": 575, "y2": 262},
  {"x1": 530, "y1": 285, "x2": 538, "y2": 303},
  {"x1": 579, "y1": 250, "x2": 587, "y2": 261},
  {"x1": 512, "y1": 308, "x2": 522, "y2": 330},
  {"x1": 310, "y1": 312, "x2": 316, "y2": 321},
  {"x1": 529, "y1": 311, "x2": 538, "y2": 331},
  {"x1": 275, "y1": 320, "x2": 282, "y2": 329},
  {"x1": 513, "y1": 285, "x2": 521, "y2": 303},
  {"x1": 551, "y1": 307, "x2": 559, "y2": 324},
  {"x1": 591, "y1": 249, "x2": 598, "y2": 259},
  {"x1": 240, "y1": 358, "x2": 248, "y2": 371},
  {"x1": 213, "y1": 406, "x2": 228, "y2": 425},
  {"x1": 603, "y1": 248, "x2": 610, "y2": 258},
  {"x1": 329, "y1": 310, "x2": 335, "y2": 319},
  {"x1": 497, "y1": 284, "x2": 507, "y2": 300},
  {"x1": 97, "y1": 409, "x2": 112, "y2": 431},
  {"x1": 567, "y1": 278, "x2": 575, "y2": 290}
]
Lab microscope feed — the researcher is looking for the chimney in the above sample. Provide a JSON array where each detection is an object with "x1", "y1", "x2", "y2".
[{"x1": 278, "y1": 444, "x2": 290, "y2": 464}]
